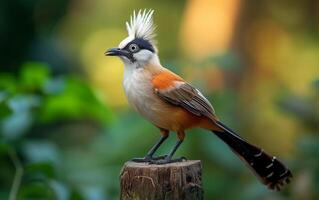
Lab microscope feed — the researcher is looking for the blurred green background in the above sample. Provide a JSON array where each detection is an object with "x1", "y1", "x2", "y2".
[{"x1": 1, "y1": 0, "x2": 319, "y2": 199}]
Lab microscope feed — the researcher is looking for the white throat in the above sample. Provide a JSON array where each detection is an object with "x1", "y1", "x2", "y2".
[
  {"x1": 122, "y1": 53, "x2": 161, "y2": 92},
  {"x1": 123, "y1": 53, "x2": 160, "y2": 71}
]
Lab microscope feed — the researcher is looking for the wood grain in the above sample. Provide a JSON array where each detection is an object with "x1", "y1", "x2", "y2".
[{"x1": 120, "y1": 160, "x2": 203, "y2": 200}]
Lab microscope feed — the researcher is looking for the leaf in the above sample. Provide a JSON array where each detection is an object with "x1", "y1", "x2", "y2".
[
  {"x1": 0, "y1": 73, "x2": 17, "y2": 93},
  {"x1": 43, "y1": 77, "x2": 65, "y2": 95},
  {"x1": 49, "y1": 180, "x2": 69, "y2": 200},
  {"x1": 19, "y1": 62, "x2": 50, "y2": 91},
  {"x1": 1, "y1": 95, "x2": 41, "y2": 140},
  {"x1": 22, "y1": 140, "x2": 61, "y2": 166},
  {"x1": 210, "y1": 51, "x2": 241, "y2": 70},
  {"x1": 69, "y1": 190, "x2": 85, "y2": 200},
  {"x1": 8, "y1": 94, "x2": 42, "y2": 112},
  {"x1": 0, "y1": 94, "x2": 11, "y2": 118},
  {"x1": 18, "y1": 182, "x2": 55, "y2": 200},
  {"x1": 40, "y1": 77, "x2": 113, "y2": 123},
  {"x1": 25, "y1": 162, "x2": 56, "y2": 179},
  {"x1": 1, "y1": 109, "x2": 33, "y2": 140},
  {"x1": 0, "y1": 141, "x2": 10, "y2": 156}
]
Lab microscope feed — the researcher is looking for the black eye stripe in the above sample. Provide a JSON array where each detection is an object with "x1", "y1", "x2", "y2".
[{"x1": 124, "y1": 38, "x2": 155, "y2": 53}]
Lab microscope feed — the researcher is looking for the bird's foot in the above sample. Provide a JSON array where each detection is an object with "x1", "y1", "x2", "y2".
[
  {"x1": 149, "y1": 156, "x2": 187, "y2": 165},
  {"x1": 131, "y1": 156, "x2": 152, "y2": 163},
  {"x1": 152, "y1": 155, "x2": 168, "y2": 160},
  {"x1": 131, "y1": 155, "x2": 169, "y2": 163}
]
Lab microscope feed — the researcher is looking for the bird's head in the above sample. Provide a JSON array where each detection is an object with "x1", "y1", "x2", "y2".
[{"x1": 105, "y1": 9, "x2": 158, "y2": 66}]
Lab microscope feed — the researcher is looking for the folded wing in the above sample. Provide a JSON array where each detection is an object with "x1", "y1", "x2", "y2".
[{"x1": 154, "y1": 80, "x2": 216, "y2": 120}]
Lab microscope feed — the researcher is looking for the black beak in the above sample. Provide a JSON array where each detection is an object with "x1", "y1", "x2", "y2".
[
  {"x1": 105, "y1": 47, "x2": 135, "y2": 62},
  {"x1": 105, "y1": 48, "x2": 122, "y2": 56}
]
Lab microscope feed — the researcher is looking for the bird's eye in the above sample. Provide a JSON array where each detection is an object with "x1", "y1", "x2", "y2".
[{"x1": 129, "y1": 44, "x2": 139, "y2": 52}]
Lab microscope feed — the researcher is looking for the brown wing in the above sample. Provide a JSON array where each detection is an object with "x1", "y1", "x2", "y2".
[{"x1": 155, "y1": 82, "x2": 216, "y2": 120}]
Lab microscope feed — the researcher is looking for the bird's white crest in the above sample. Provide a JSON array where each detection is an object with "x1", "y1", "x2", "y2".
[{"x1": 126, "y1": 9, "x2": 156, "y2": 44}]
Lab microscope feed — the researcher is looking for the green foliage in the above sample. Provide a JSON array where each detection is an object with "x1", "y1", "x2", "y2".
[
  {"x1": 0, "y1": 62, "x2": 112, "y2": 139},
  {"x1": 0, "y1": 62, "x2": 113, "y2": 199},
  {"x1": 26, "y1": 162, "x2": 56, "y2": 179},
  {"x1": 18, "y1": 182, "x2": 56, "y2": 200},
  {"x1": 40, "y1": 77, "x2": 111, "y2": 123},
  {"x1": 20, "y1": 62, "x2": 50, "y2": 92},
  {"x1": 278, "y1": 78, "x2": 319, "y2": 199},
  {"x1": 279, "y1": 79, "x2": 319, "y2": 129}
]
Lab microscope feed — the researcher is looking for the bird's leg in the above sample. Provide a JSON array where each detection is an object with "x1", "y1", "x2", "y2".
[
  {"x1": 150, "y1": 140, "x2": 186, "y2": 164},
  {"x1": 131, "y1": 136, "x2": 168, "y2": 162},
  {"x1": 150, "y1": 131, "x2": 187, "y2": 164},
  {"x1": 131, "y1": 129, "x2": 169, "y2": 162}
]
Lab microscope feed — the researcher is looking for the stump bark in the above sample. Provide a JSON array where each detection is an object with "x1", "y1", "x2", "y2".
[{"x1": 120, "y1": 160, "x2": 203, "y2": 200}]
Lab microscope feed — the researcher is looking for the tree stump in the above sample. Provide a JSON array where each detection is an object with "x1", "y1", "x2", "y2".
[{"x1": 120, "y1": 160, "x2": 203, "y2": 200}]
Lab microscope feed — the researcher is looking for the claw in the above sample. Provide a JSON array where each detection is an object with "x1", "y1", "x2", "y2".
[
  {"x1": 149, "y1": 156, "x2": 187, "y2": 165},
  {"x1": 131, "y1": 154, "x2": 171, "y2": 163},
  {"x1": 131, "y1": 156, "x2": 152, "y2": 163},
  {"x1": 152, "y1": 155, "x2": 168, "y2": 160}
]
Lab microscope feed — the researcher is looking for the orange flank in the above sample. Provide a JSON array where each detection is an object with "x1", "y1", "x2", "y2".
[
  {"x1": 176, "y1": 108, "x2": 216, "y2": 131},
  {"x1": 152, "y1": 71, "x2": 183, "y2": 90}
]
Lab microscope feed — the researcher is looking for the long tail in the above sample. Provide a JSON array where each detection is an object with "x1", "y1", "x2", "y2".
[{"x1": 212, "y1": 121, "x2": 292, "y2": 190}]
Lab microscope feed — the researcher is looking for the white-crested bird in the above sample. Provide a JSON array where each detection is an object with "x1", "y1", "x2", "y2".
[{"x1": 105, "y1": 9, "x2": 292, "y2": 190}]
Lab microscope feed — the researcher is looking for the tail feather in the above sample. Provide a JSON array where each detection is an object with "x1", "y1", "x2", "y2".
[{"x1": 213, "y1": 121, "x2": 292, "y2": 190}]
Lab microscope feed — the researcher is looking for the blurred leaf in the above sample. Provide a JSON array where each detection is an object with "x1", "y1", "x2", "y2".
[
  {"x1": 1, "y1": 95, "x2": 41, "y2": 140},
  {"x1": 297, "y1": 136, "x2": 319, "y2": 162},
  {"x1": 49, "y1": 180, "x2": 69, "y2": 200},
  {"x1": 0, "y1": 192, "x2": 8, "y2": 200},
  {"x1": 26, "y1": 162, "x2": 56, "y2": 179},
  {"x1": 210, "y1": 52, "x2": 241, "y2": 70},
  {"x1": 19, "y1": 62, "x2": 50, "y2": 91},
  {"x1": 0, "y1": 141, "x2": 10, "y2": 156},
  {"x1": 239, "y1": 183, "x2": 270, "y2": 200},
  {"x1": 1, "y1": 111, "x2": 33, "y2": 140},
  {"x1": 18, "y1": 182, "x2": 55, "y2": 200},
  {"x1": 23, "y1": 140, "x2": 61, "y2": 167},
  {"x1": 40, "y1": 77, "x2": 113, "y2": 123},
  {"x1": 0, "y1": 73, "x2": 17, "y2": 93},
  {"x1": 43, "y1": 77, "x2": 65, "y2": 95},
  {"x1": 201, "y1": 133, "x2": 242, "y2": 171},
  {"x1": 69, "y1": 190, "x2": 85, "y2": 200},
  {"x1": 0, "y1": 93, "x2": 11, "y2": 118},
  {"x1": 8, "y1": 94, "x2": 42, "y2": 112},
  {"x1": 82, "y1": 186, "x2": 106, "y2": 200},
  {"x1": 313, "y1": 79, "x2": 319, "y2": 90},
  {"x1": 279, "y1": 95, "x2": 319, "y2": 128}
]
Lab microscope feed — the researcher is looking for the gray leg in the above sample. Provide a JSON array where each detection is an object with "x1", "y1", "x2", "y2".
[{"x1": 131, "y1": 135, "x2": 168, "y2": 162}]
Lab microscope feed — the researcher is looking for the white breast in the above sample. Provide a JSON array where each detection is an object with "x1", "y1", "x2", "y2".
[
  {"x1": 123, "y1": 66, "x2": 154, "y2": 113},
  {"x1": 123, "y1": 64, "x2": 175, "y2": 129}
]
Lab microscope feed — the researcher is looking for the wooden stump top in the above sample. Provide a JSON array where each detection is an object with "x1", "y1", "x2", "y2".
[
  {"x1": 120, "y1": 160, "x2": 203, "y2": 200},
  {"x1": 123, "y1": 160, "x2": 201, "y2": 168}
]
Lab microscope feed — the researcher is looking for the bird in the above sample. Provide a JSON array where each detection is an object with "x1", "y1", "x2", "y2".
[{"x1": 105, "y1": 9, "x2": 292, "y2": 191}]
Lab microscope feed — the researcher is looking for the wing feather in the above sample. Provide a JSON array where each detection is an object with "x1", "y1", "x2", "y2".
[{"x1": 155, "y1": 82, "x2": 215, "y2": 119}]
